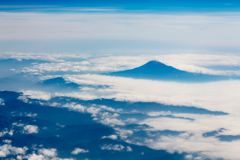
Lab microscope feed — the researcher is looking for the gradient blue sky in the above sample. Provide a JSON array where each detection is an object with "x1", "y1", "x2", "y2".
[
  {"x1": 0, "y1": 0, "x2": 239, "y2": 55},
  {"x1": 0, "y1": 0, "x2": 240, "y2": 12}
]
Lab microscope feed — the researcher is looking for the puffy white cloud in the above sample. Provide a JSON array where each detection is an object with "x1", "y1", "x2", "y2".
[
  {"x1": 17, "y1": 95, "x2": 29, "y2": 103},
  {"x1": 126, "y1": 146, "x2": 133, "y2": 152},
  {"x1": 102, "y1": 134, "x2": 118, "y2": 140},
  {"x1": 20, "y1": 90, "x2": 51, "y2": 101},
  {"x1": 12, "y1": 123, "x2": 25, "y2": 127},
  {"x1": 62, "y1": 103, "x2": 86, "y2": 112},
  {"x1": 0, "y1": 129, "x2": 14, "y2": 137},
  {"x1": 2, "y1": 139, "x2": 12, "y2": 144},
  {"x1": 26, "y1": 148, "x2": 74, "y2": 160},
  {"x1": 115, "y1": 128, "x2": 133, "y2": 139},
  {"x1": 38, "y1": 148, "x2": 57, "y2": 157},
  {"x1": 28, "y1": 153, "x2": 45, "y2": 160},
  {"x1": 101, "y1": 144, "x2": 125, "y2": 151},
  {"x1": 23, "y1": 125, "x2": 39, "y2": 134},
  {"x1": 71, "y1": 148, "x2": 89, "y2": 155},
  {"x1": 0, "y1": 144, "x2": 28, "y2": 157},
  {"x1": 100, "y1": 118, "x2": 125, "y2": 127},
  {"x1": 26, "y1": 113, "x2": 37, "y2": 117},
  {"x1": 86, "y1": 107, "x2": 101, "y2": 117}
]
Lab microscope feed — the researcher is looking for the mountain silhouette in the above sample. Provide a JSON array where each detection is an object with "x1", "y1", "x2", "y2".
[{"x1": 109, "y1": 60, "x2": 235, "y2": 82}]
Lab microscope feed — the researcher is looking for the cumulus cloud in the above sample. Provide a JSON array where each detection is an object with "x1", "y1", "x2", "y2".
[
  {"x1": 71, "y1": 148, "x2": 89, "y2": 155},
  {"x1": 20, "y1": 90, "x2": 51, "y2": 101},
  {"x1": 86, "y1": 107, "x2": 101, "y2": 117},
  {"x1": 126, "y1": 146, "x2": 133, "y2": 152},
  {"x1": 38, "y1": 148, "x2": 57, "y2": 157},
  {"x1": 26, "y1": 148, "x2": 74, "y2": 160},
  {"x1": 28, "y1": 153, "x2": 45, "y2": 160},
  {"x1": 62, "y1": 103, "x2": 86, "y2": 112},
  {"x1": 100, "y1": 118, "x2": 125, "y2": 127},
  {"x1": 26, "y1": 113, "x2": 37, "y2": 117},
  {"x1": 0, "y1": 144, "x2": 28, "y2": 157},
  {"x1": 0, "y1": 129, "x2": 14, "y2": 137},
  {"x1": 102, "y1": 134, "x2": 118, "y2": 140},
  {"x1": 23, "y1": 125, "x2": 39, "y2": 134},
  {"x1": 115, "y1": 128, "x2": 133, "y2": 139},
  {"x1": 101, "y1": 144, "x2": 125, "y2": 151},
  {"x1": 2, "y1": 139, "x2": 12, "y2": 144}
]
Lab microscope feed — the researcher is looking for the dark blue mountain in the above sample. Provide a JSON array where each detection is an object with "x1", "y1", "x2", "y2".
[
  {"x1": 35, "y1": 77, "x2": 80, "y2": 91},
  {"x1": 34, "y1": 77, "x2": 110, "y2": 92},
  {"x1": 110, "y1": 60, "x2": 236, "y2": 82}
]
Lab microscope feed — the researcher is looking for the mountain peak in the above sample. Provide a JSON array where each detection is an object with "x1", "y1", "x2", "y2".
[{"x1": 143, "y1": 60, "x2": 169, "y2": 67}]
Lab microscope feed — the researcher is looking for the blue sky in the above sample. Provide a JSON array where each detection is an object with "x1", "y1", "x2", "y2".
[
  {"x1": 0, "y1": 0, "x2": 239, "y2": 55},
  {"x1": 0, "y1": 0, "x2": 239, "y2": 12}
]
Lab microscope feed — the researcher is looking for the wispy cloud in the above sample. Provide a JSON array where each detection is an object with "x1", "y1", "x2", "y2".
[{"x1": 0, "y1": 12, "x2": 239, "y2": 51}]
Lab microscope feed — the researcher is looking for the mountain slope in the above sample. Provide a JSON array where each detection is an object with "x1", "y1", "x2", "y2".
[{"x1": 110, "y1": 60, "x2": 234, "y2": 82}]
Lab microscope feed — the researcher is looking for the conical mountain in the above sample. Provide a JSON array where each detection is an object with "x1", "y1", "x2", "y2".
[{"x1": 110, "y1": 60, "x2": 234, "y2": 82}]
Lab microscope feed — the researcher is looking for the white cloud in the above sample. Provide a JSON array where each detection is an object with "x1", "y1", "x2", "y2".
[
  {"x1": 102, "y1": 134, "x2": 118, "y2": 140},
  {"x1": 53, "y1": 74, "x2": 240, "y2": 160},
  {"x1": 0, "y1": 129, "x2": 14, "y2": 137},
  {"x1": 17, "y1": 95, "x2": 29, "y2": 103},
  {"x1": 0, "y1": 98, "x2": 4, "y2": 105},
  {"x1": 100, "y1": 118, "x2": 125, "y2": 127},
  {"x1": 26, "y1": 113, "x2": 37, "y2": 117},
  {"x1": 138, "y1": 116, "x2": 240, "y2": 159},
  {"x1": 100, "y1": 105, "x2": 116, "y2": 112},
  {"x1": 71, "y1": 148, "x2": 89, "y2": 155},
  {"x1": 20, "y1": 90, "x2": 51, "y2": 101},
  {"x1": 60, "y1": 74, "x2": 240, "y2": 114},
  {"x1": 86, "y1": 107, "x2": 101, "y2": 117},
  {"x1": 27, "y1": 148, "x2": 74, "y2": 160},
  {"x1": 23, "y1": 125, "x2": 39, "y2": 134},
  {"x1": 0, "y1": 144, "x2": 28, "y2": 157},
  {"x1": 0, "y1": 52, "x2": 88, "y2": 62},
  {"x1": 101, "y1": 144, "x2": 125, "y2": 151},
  {"x1": 21, "y1": 54, "x2": 240, "y2": 76},
  {"x1": 147, "y1": 111, "x2": 172, "y2": 116},
  {"x1": 126, "y1": 146, "x2": 133, "y2": 152},
  {"x1": 38, "y1": 148, "x2": 57, "y2": 157},
  {"x1": 0, "y1": 12, "x2": 239, "y2": 51},
  {"x1": 2, "y1": 139, "x2": 12, "y2": 144},
  {"x1": 115, "y1": 128, "x2": 133, "y2": 139},
  {"x1": 62, "y1": 103, "x2": 86, "y2": 112},
  {"x1": 28, "y1": 153, "x2": 45, "y2": 160},
  {"x1": 185, "y1": 155, "x2": 193, "y2": 160}
]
